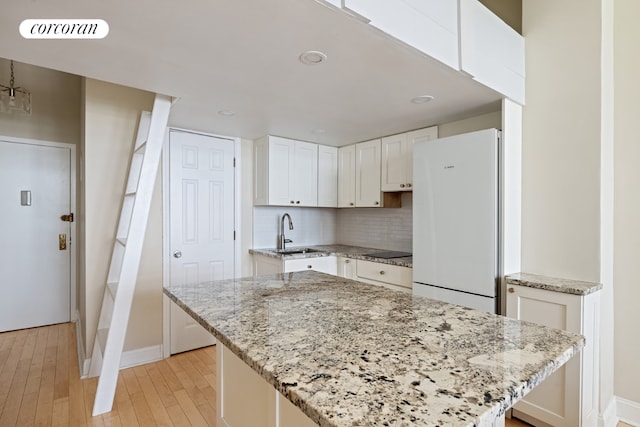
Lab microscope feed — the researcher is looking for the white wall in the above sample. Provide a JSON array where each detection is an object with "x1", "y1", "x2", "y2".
[
  {"x1": 613, "y1": 0, "x2": 640, "y2": 408},
  {"x1": 521, "y1": 0, "x2": 602, "y2": 283},
  {"x1": 82, "y1": 79, "x2": 160, "y2": 356}
]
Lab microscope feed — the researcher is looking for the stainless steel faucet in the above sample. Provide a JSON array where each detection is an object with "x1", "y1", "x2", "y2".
[{"x1": 279, "y1": 213, "x2": 294, "y2": 250}]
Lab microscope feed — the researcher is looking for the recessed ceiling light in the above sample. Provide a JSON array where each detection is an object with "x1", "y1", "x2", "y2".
[
  {"x1": 411, "y1": 95, "x2": 435, "y2": 104},
  {"x1": 218, "y1": 109, "x2": 236, "y2": 116},
  {"x1": 299, "y1": 50, "x2": 327, "y2": 65}
]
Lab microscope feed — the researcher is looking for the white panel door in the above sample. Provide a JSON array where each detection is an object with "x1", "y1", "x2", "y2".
[
  {"x1": 169, "y1": 130, "x2": 235, "y2": 354},
  {"x1": 0, "y1": 140, "x2": 71, "y2": 332}
]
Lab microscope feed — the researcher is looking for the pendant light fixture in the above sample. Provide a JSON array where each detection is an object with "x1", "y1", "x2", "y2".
[{"x1": 0, "y1": 60, "x2": 31, "y2": 115}]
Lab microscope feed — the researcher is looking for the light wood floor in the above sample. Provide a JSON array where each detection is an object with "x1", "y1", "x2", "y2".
[
  {"x1": 0, "y1": 322, "x2": 634, "y2": 427},
  {"x1": 0, "y1": 322, "x2": 216, "y2": 426}
]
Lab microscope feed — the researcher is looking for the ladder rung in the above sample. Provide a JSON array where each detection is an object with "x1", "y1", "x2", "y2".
[
  {"x1": 97, "y1": 328, "x2": 109, "y2": 354},
  {"x1": 116, "y1": 237, "x2": 127, "y2": 246},
  {"x1": 134, "y1": 141, "x2": 147, "y2": 153},
  {"x1": 107, "y1": 282, "x2": 118, "y2": 298}
]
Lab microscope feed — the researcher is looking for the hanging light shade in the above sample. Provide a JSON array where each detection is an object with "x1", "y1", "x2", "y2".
[{"x1": 0, "y1": 60, "x2": 31, "y2": 115}]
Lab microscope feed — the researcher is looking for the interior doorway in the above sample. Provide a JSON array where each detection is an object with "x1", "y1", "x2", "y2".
[
  {"x1": 0, "y1": 137, "x2": 76, "y2": 332},
  {"x1": 163, "y1": 129, "x2": 237, "y2": 354}
]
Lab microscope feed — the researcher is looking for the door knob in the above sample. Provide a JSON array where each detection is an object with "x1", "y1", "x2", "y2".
[{"x1": 173, "y1": 250, "x2": 182, "y2": 258}]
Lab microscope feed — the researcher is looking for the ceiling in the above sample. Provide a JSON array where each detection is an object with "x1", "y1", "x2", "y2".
[{"x1": 0, "y1": 0, "x2": 503, "y2": 146}]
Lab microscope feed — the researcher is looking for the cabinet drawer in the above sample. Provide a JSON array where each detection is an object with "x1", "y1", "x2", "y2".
[
  {"x1": 285, "y1": 256, "x2": 337, "y2": 275},
  {"x1": 356, "y1": 260, "x2": 412, "y2": 289}
]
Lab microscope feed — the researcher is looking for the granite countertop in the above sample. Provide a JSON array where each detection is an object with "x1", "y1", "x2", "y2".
[
  {"x1": 250, "y1": 244, "x2": 413, "y2": 268},
  {"x1": 164, "y1": 271, "x2": 584, "y2": 427},
  {"x1": 506, "y1": 272, "x2": 603, "y2": 296}
]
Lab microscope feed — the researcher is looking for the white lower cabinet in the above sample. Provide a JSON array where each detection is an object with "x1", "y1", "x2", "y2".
[
  {"x1": 355, "y1": 260, "x2": 412, "y2": 293},
  {"x1": 284, "y1": 256, "x2": 337, "y2": 275},
  {"x1": 506, "y1": 285, "x2": 600, "y2": 427},
  {"x1": 252, "y1": 254, "x2": 338, "y2": 276},
  {"x1": 217, "y1": 344, "x2": 316, "y2": 427},
  {"x1": 337, "y1": 256, "x2": 357, "y2": 279}
]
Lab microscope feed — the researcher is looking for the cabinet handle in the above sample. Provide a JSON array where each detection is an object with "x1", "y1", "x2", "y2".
[
  {"x1": 344, "y1": 259, "x2": 350, "y2": 264},
  {"x1": 307, "y1": 265, "x2": 313, "y2": 269},
  {"x1": 296, "y1": 201, "x2": 300, "y2": 204},
  {"x1": 407, "y1": 183, "x2": 412, "y2": 188},
  {"x1": 508, "y1": 287, "x2": 515, "y2": 293},
  {"x1": 349, "y1": 202, "x2": 354, "y2": 206},
  {"x1": 290, "y1": 200, "x2": 295, "y2": 204},
  {"x1": 374, "y1": 201, "x2": 379, "y2": 205},
  {"x1": 400, "y1": 184, "x2": 405, "y2": 188},
  {"x1": 379, "y1": 270, "x2": 385, "y2": 275}
]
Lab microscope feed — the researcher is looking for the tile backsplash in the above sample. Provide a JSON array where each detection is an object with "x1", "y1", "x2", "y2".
[
  {"x1": 253, "y1": 193, "x2": 413, "y2": 251},
  {"x1": 336, "y1": 192, "x2": 413, "y2": 252},
  {"x1": 253, "y1": 207, "x2": 337, "y2": 249}
]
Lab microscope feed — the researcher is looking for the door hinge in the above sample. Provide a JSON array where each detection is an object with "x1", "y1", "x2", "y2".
[{"x1": 233, "y1": 157, "x2": 236, "y2": 167}]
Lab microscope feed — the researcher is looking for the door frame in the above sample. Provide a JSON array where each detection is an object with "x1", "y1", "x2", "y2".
[
  {"x1": 0, "y1": 134, "x2": 77, "y2": 323},
  {"x1": 161, "y1": 127, "x2": 242, "y2": 358}
]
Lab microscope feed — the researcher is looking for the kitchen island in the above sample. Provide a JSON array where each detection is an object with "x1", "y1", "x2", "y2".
[{"x1": 163, "y1": 271, "x2": 584, "y2": 427}]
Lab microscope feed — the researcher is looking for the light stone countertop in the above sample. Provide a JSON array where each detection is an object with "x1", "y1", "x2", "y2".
[
  {"x1": 506, "y1": 272, "x2": 603, "y2": 296},
  {"x1": 249, "y1": 244, "x2": 413, "y2": 268},
  {"x1": 164, "y1": 271, "x2": 584, "y2": 427}
]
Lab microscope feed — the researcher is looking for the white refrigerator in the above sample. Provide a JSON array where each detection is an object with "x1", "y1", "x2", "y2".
[{"x1": 412, "y1": 128, "x2": 500, "y2": 313}]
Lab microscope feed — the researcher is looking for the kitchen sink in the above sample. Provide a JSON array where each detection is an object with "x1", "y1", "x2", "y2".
[{"x1": 274, "y1": 248, "x2": 324, "y2": 255}]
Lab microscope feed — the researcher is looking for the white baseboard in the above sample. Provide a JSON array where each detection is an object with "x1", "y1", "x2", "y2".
[
  {"x1": 80, "y1": 344, "x2": 164, "y2": 378},
  {"x1": 600, "y1": 396, "x2": 618, "y2": 427},
  {"x1": 119, "y1": 344, "x2": 164, "y2": 369},
  {"x1": 617, "y1": 396, "x2": 640, "y2": 426}
]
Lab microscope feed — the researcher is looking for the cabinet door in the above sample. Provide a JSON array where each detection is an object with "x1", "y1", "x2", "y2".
[
  {"x1": 407, "y1": 126, "x2": 438, "y2": 189},
  {"x1": 318, "y1": 145, "x2": 338, "y2": 207},
  {"x1": 338, "y1": 145, "x2": 356, "y2": 208},
  {"x1": 267, "y1": 137, "x2": 294, "y2": 206},
  {"x1": 381, "y1": 133, "x2": 409, "y2": 191},
  {"x1": 292, "y1": 141, "x2": 318, "y2": 206},
  {"x1": 253, "y1": 254, "x2": 284, "y2": 275},
  {"x1": 506, "y1": 285, "x2": 581, "y2": 427},
  {"x1": 337, "y1": 257, "x2": 356, "y2": 279},
  {"x1": 285, "y1": 256, "x2": 337, "y2": 275},
  {"x1": 343, "y1": 0, "x2": 459, "y2": 70},
  {"x1": 355, "y1": 139, "x2": 381, "y2": 207}
]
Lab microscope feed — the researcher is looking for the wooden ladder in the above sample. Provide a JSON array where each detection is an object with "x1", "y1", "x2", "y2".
[{"x1": 89, "y1": 94, "x2": 171, "y2": 416}]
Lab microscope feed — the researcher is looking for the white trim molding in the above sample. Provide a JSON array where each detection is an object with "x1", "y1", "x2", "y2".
[
  {"x1": 617, "y1": 396, "x2": 640, "y2": 426},
  {"x1": 599, "y1": 395, "x2": 617, "y2": 427},
  {"x1": 81, "y1": 344, "x2": 164, "y2": 379}
]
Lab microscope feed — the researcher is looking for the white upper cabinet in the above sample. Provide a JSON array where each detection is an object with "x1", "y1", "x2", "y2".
[
  {"x1": 254, "y1": 135, "x2": 318, "y2": 207},
  {"x1": 338, "y1": 145, "x2": 357, "y2": 208},
  {"x1": 340, "y1": 0, "x2": 525, "y2": 105},
  {"x1": 290, "y1": 141, "x2": 318, "y2": 206},
  {"x1": 355, "y1": 139, "x2": 382, "y2": 207},
  {"x1": 459, "y1": 0, "x2": 525, "y2": 104},
  {"x1": 339, "y1": 140, "x2": 383, "y2": 208},
  {"x1": 343, "y1": 0, "x2": 459, "y2": 70},
  {"x1": 382, "y1": 126, "x2": 438, "y2": 192},
  {"x1": 318, "y1": 145, "x2": 338, "y2": 207}
]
